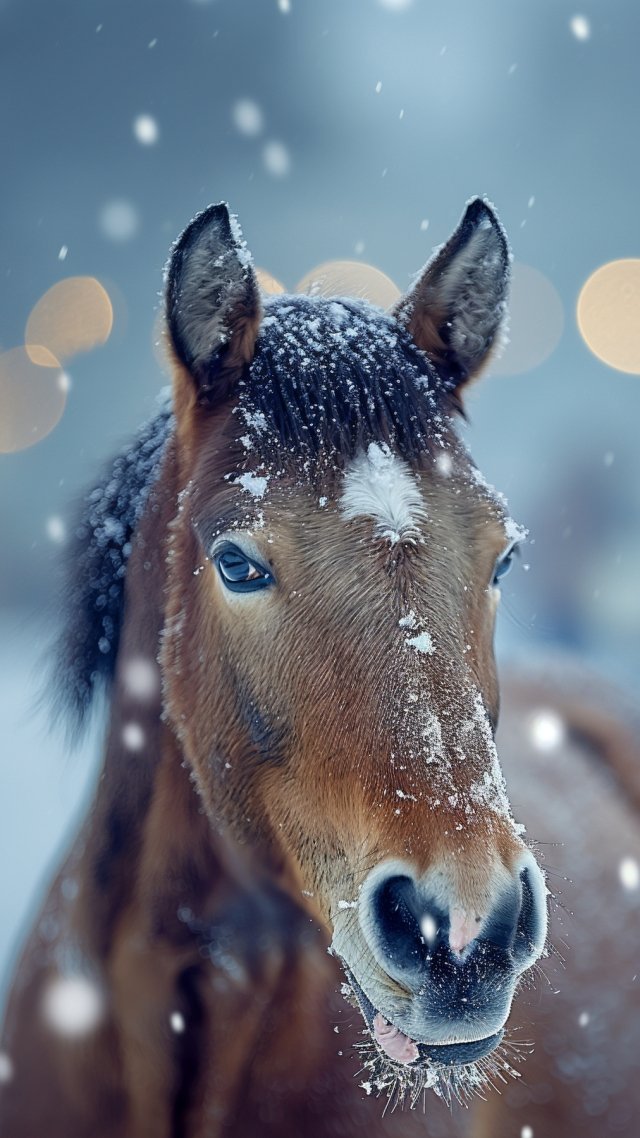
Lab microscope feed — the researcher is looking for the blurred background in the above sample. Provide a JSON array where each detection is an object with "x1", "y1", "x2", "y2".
[{"x1": 1, "y1": 0, "x2": 639, "y2": 995}]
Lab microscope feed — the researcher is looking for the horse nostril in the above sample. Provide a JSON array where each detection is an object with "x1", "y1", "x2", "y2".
[
  {"x1": 513, "y1": 866, "x2": 545, "y2": 965},
  {"x1": 481, "y1": 864, "x2": 546, "y2": 966},
  {"x1": 369, "y1": 875, "x2": 446, "y2": 980}
]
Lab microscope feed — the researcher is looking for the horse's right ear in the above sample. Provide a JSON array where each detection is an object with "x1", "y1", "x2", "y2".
[{"x1": 165, "y1": 203, "x2": 261, "y2": 407}]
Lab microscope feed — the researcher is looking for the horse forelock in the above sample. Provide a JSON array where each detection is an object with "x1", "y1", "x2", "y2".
[{"x1": 236, "y1": 294, "x2": 456, "y2": 477}]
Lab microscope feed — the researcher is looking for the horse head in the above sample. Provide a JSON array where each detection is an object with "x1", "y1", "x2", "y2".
[{"x1": 160, "y1": 199, "x2": 548, "y2": 1099}]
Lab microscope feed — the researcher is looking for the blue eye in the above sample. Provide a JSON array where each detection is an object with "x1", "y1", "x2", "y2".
[
  {"x1": 214, "y1": 544, "x2": 274, "y2": 593},
  {"x1": 492, "y1": 543, "x2": 520, "y2": 587}
]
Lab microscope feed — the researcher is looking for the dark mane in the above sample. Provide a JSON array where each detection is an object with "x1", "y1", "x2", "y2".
[
  {"x1": 239, "y1": 294, "x2": 454, "y2": 470},
  {"x1": 55, "y1": 296, "x2": 454, "y2": 732},
  {"x1": 53, "y1": 396, "x2": 173, "y2": 733}
]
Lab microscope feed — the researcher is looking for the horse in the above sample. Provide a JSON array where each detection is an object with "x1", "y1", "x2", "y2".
[{"x1": 0, "y1": 196, "x2": 631, "y2": 1137}]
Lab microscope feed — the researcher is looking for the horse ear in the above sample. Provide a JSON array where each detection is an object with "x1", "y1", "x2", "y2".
[
  {"x1": 165, "y1": 203, "x2": 261, "y2": 406},
  {"x1": 394, "y1": 199, "x2": 510, "y2": 393}
]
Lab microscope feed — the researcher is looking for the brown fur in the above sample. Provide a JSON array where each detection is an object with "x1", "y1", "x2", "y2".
[{"x1": 2, "y1": 202, "x2": 636, "y2": 1136}]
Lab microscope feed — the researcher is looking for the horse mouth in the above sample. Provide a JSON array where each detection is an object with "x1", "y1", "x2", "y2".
[{"x1": 342, "y1": 966, "x2": 504, "y2": 1070}]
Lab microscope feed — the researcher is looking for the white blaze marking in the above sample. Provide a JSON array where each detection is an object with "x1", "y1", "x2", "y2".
[{"x1": 340, "y1": 443, "x2": 426, "y2": 544}]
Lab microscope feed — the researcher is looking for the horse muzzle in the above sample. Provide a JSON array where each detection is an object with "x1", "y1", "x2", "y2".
[{"x1": 334, "y1": 851, "x2": 547, "y2": 1072}]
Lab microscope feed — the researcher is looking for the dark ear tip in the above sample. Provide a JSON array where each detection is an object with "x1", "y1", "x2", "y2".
[
  {"x1": 462, "y1": 197, "x2": 509, "y2": 260},
  {"x1": 173, "y1": 202, "x2": 232, "y2": 259}
]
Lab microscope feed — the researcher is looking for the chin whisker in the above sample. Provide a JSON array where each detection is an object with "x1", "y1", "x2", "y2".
[{"x1": 351, "y1": 1023, "x2": 531, "y2": 1112}]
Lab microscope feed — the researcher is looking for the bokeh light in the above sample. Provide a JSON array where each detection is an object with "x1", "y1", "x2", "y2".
[
  {"x1": 170, "y1": 1011, "x2": 185, "y2": 1033},
  {"x1": 42, "y1": 974, "x2": 105, "y2": 1037},
  {"x1": 295, "y1": 260, "x2": 401, "y2": 308},
  {"x1": 255, "y1": 267, "x2": 286, "y2": 295},
  {"x1": 99, "y1": 198, "x2": 139, "y2": 242},
  {"x1": 0, "y1": 347, "x2": 67, "y2": 453},
  {"x1": 490, "y1": 262, "x2": 564, "y2": 376},
  {"x1": 26, "y1": 277, "x2": 113, "y2": 366},
  {"x1": 577, "y1": 259, "x2": 640, "y2": 374}
]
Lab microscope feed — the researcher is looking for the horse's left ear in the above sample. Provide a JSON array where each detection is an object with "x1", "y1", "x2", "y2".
[
  {"x1": 394, "y1": 198, "x2": 510, "y2": 393},
  {"x1": 165, "y1": 203, "x2": 261, "y2": 407}
]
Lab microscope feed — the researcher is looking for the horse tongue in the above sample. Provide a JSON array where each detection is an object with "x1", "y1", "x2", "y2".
[{"x1": 373, "y1": 1013, "x2": 419, "y2": 1064}]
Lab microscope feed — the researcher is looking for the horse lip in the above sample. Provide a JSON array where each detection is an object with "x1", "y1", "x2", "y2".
[{"x1": 342, "y1": 965, "x2": 504, "y2": 1068}]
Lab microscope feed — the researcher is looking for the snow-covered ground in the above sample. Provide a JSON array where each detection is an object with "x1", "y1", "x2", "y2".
[{"x1": 0, "y1": 614, "x2": 101, "y2": 1003}]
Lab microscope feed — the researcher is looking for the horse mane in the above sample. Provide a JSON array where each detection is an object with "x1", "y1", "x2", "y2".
[
  {"x1": 52, "y1": 296, "x2": 455, "y2": 735},
  {"x1": 52, "y1": 394, "x2": 174, "y2": 734}
]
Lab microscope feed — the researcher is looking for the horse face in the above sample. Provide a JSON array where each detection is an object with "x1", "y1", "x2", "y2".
[{"x1": 162, "y1": 201, "x2": 548, "y2": 1090}]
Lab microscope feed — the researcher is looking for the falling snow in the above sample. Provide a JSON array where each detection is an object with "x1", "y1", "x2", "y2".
[
  {"x1": 232, "y1": 99, "x2": 264, "y2": 137},
  {"x1": 46, "y1": 515, "x2": 66, "y2": 543},
  {"x1": 570, "y1": 15, "x2": 591, "y2": 41},
  {"x1": 122, "y1": 722, "x2": 145, "y2": 751},
  {"x1": 42, "y1": 974, "x2": 105, "y2": 1037},
  {"x1": 529, "y1": 709, "x2": 566, "y2": 752},
  {"x1": 133, "y1": 114, "x2": 159, "y2": 145},
  {"x1": 262, "y1": 140, "x2": 291, "y2": 177},
  {"x1": 619, "y1": 857, "x2": 639, "y2": 891},
  {"x1": 122, "y1": 657, "x2": 159, "y2": 701}
]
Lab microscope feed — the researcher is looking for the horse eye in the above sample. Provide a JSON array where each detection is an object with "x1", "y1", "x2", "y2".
[
  {"x1": 214, "y1": 545, "x2": 274, "y2": 593},
  {"x1": 492, "y1": 543, "x2": 519, "y2": 587}
]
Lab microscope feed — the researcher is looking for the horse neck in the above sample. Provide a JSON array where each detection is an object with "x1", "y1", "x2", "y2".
[{"x1": 71, "y1": 440, "x2": 225, "y2": 959}]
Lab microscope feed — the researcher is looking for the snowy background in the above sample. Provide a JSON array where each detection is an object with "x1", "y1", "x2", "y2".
[{"x1": 1, "y1": 0, "x2": 639, "y2": 991}]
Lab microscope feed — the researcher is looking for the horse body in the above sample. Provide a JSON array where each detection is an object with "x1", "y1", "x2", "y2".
[{"x1": 1, "y1": 198, "x2": 637, "y2": 1136}]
